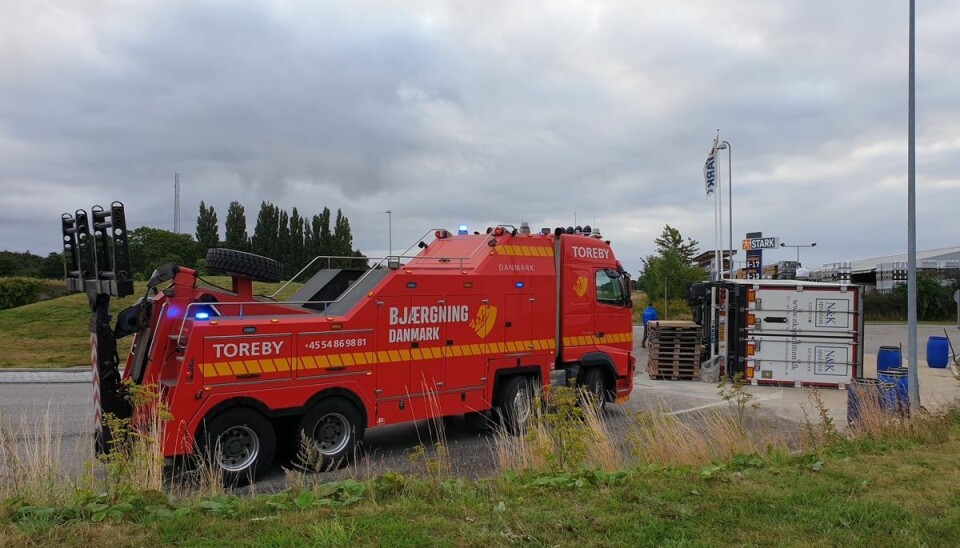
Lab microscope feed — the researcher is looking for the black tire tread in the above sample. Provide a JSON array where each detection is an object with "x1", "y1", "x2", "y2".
[
  {"x1": 296, "y1": 397, "x2": 364, "y2": 472},
  {"x1": 206, "y1": 248, "x2": 283, "y2": 283},
  {"x1": 197, "y1": 407, "x2": 276, "y2": 487},
  {"x1": 497, "y1": 375, "x2": 534, "y2": 435}
]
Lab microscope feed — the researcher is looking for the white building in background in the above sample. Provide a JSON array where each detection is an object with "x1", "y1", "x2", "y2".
[{"x1": 804, "y1": 246, "x2": 960, "y2": 293}]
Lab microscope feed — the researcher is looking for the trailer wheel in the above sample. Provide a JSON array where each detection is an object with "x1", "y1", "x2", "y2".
[
  {"x1": 205, "y1": 248, "x2": 283, "y2": 283},
  {"x1": 579, "y1": 367, "x2": 608, "y2": 410},
  {"x1": 198, "y1": 408, "x2": 276, "y2": 486},
  {"x1": 496, "y1": 376, "x2": 535, "y2": 435},
  {"x1": 296, "y1": 398, "x2": 364, "y2": 471}
]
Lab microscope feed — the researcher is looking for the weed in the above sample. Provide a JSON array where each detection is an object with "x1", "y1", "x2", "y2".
[{"x1": 717, "y1": 374, "x2": 759, "y2": 436}]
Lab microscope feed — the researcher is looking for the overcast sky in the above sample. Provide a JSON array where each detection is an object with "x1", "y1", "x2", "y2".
[{"x1": 1, "y1": 0, "x2": 957, "y2": 276}]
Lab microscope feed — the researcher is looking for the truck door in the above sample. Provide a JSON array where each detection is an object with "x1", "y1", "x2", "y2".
[
  {"x1": 376, "y1": 296, "x2": 411, "y2": 403},
  {"x1": 504, "y1": 294, "x2": 534, "y2": 354},
  {"x1": 443, "y1": 295, "x2": 488, "y2": 400},
  {"x1": 593, "y1": 269, "x2": 632, "y2": 352},
  {"x1": 408, "y1": 295, "x2": 444, "y2": 399},
  {"x1": 561, "y1": 266, "x2": 594, "y2": 360}
]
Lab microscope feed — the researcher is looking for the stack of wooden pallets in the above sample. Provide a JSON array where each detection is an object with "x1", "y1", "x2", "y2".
[{"x1": 646, "y1": 320, "x2": 703, "y2": 381}]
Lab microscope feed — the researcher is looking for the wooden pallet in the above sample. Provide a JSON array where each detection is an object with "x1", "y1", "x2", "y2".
[{"x1": 646, "y1": 321, "x2": 704, "y2": 381}]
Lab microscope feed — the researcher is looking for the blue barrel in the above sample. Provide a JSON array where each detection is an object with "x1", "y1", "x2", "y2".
[
  {"x1": 926, "y1": 336, "x2": 949, "y2": 368},
  {"x1": 877, "y1": 346, "x2": 902, "y2": 372},
  {"x1": 847, "y1": 378, "x2": 881, "y2": 425},
  {"x1": 878, "y1": 367, "x2": 909, "y2": 414},
  {"x1": 878, "y1": 381, "x2": 898, "y2": 411}
]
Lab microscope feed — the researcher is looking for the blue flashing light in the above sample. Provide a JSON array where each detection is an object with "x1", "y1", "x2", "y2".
[
  {"x1": 515, "y1": 281, "x2": 524, "y2": 288},
  {"x1": 458, "y1": 224, "x2": 468, "y2": 235},
  {"x1": 195, "y1": 311, "x2": 210, "y2": 320}
]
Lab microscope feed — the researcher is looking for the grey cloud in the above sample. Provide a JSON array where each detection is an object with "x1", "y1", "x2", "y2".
[{"x1": 0, "y1": 0, "x2": 957, "y2": 276}]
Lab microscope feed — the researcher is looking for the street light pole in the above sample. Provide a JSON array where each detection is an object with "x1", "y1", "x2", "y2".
[
  {"x1": 385, "y1": 210, "x2": 392, "y2": 257},
  {"x1": 779, "y1": 242, "x2": 817, "y2": 267},
  {"x1": 717, "y1": 141, "x2": 733, "y2": 277}
]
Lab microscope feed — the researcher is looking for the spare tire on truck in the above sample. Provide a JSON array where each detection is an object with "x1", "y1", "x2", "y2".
[{"x1": 205, "y1": 249, "x2": 283, "y2": 283}]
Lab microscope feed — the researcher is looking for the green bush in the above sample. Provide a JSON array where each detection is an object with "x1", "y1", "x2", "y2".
[
  {"x1": 864, "y1": 274, "x2": 959, "y2": 321},
  {"x1": 0, "y1": 277, "x2": 68, "y2": 310}
]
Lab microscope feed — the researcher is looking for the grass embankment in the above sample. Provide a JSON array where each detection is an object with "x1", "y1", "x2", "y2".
[
  {"x1": 3, "y1": 382, "x2": 959, "y2": 546},
  {"x1": 2, "y1": 411, "x2": 959, "y2": 546},
  {"x1": 0, "y1": 277, "x2": 299, "y2": 368}
]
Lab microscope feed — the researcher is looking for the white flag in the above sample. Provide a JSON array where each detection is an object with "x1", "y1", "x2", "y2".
[{"x1": 703, "y1": 137, "x2": 718, "y2": 196}]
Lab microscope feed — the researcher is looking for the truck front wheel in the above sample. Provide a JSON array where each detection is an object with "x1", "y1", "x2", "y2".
[
  {"x1": 579, "y1": 367, "x2": 608, "y2": 410},
  {"x1": 296, "y1": 397, "x2": 364, "y2": 471},
  {"x1": 198, "y1": 408, "x2": 276, "y2": 486}
]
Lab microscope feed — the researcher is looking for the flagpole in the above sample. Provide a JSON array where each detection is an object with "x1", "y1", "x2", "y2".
[{"x1": 717, "y1": 146, "x2": 724, "y2": 279}]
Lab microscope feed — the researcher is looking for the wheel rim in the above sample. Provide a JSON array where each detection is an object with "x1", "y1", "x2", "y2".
[
  {"x1": 590, "y1": 375, "x2": 605, "y2": 403},
  {"x1": 215, "y1": 425, "x2": 260, "y2": 472},
  {"x1": 512, "y1": 388, "x2": 532, "y2": 425},
  {"x1": 312, "y1": 412, "x2": 351, "y2": 455}
]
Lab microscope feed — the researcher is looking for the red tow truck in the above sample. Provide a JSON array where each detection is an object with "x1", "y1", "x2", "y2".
[{"x1": 62, "y1": 204, "x2": 635, "y2": 483}]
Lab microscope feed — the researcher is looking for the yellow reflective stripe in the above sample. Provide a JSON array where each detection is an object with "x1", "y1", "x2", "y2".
[
  {"x1": 328, "y1": 354, "x2": 343, "y2": 367},
  {"x1": 341, "y1": 353, "x2": 356, "y2": 366},
  {"x1": 388, "y1": 350, "x2": 402, "y2": 362},
  {"x1": 260, "y1": 359, "x2": 277, "y2": 373},
  {"x1": 378, "y1": 351, "x2": 390, "y2": 363},
  {"x1": 354, "y1": 352, "x2": 367, "y2": 365},
  {"x1": 244, "y1": 361, "x2": 262, "y2": 374},
  {"x1": 398, "y1": 349, "x2": 411, "y2": 361}
]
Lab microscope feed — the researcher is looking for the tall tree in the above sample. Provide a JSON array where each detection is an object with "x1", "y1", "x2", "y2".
[
  {"x1": 317, "y1": 207, "x2": 333, "y2": 256},
  {"x1": 654, "y1": 225, "x2": 700, "y2": 263},
  {"x1": 287, "y1": 207, "x2": 305, "y2": 277},
  {"x1": 128, "y1": 227, "x2": 200, "y2": 278},
  {"x1": 224, "y1": 201, "x2": 249, "y2": 251},
  {"x1": 251, "y1": 202, "x2": 280, "y2": 259},
  {"x1": 640, "y1": 225, "x2": 706, "y2": 302},
  {"x1": 195, "y1": 201, "x2": 219, "y2": 257},
  {"x1": 332, "y1": 209, "x2": 354, "y2": 268},
  {"x1": 276, "y1": 208, "x2": 290, "y2": 274}
]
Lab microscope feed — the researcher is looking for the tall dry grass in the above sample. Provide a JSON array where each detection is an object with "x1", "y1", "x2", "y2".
[
  {"x1": 627, "y1": 407, "x2": 786, "y2": 466},
  {"x1": 493, "y1": 384, "x2": 791, "y2": 474},
  {"x1": 492, "y1": 387, "x2": 624, "y2": 474},
  {"x1": 0, "y1": 405, "x2": 72, "y2": 506}
]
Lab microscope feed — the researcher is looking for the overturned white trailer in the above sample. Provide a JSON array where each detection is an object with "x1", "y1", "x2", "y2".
[{"x1": 690, "y1": 279, "x2": 864, "y2": 388}]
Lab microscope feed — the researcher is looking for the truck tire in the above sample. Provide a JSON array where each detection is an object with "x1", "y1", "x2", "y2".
[
  {"x1": 296, "y1": 397, "x2": 364, "y2": 471},
  {"x1": 205, "y1": 248, "x2": 283, "y2": 283},
  {"x1": 198, "y1": 407, "x2": 276, "y2": 486},
  {"x1": 496, "y1": 376, "x2": 535, "y2": 435},
  {"x1": 579, "y1": 367, "x2": 608, "y2": 410}
]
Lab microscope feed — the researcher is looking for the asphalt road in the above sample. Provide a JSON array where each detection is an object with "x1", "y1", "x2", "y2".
[{"x1": 2, "y1": 323, "x2": 957, "y2": 490}]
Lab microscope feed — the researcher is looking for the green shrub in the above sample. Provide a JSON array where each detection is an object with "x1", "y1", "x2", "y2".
[{"x1": 0, "y1": 277, "x2": 49, "y2": 310}]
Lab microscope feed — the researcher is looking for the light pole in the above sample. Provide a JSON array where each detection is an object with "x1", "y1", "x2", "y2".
[
  {"x1": 385, "y1": 210, "x2": 392, "y2": 257},
  {"x1": 780, "y1": 242, "x2": 816, "y2": 266},
  {"x1": 716, "y1": 141, "x2": 733, "y2": 277}
]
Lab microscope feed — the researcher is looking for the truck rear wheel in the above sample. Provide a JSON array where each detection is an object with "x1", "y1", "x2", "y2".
[
  {"x1": 497, "y1": 376, "x2": 535, "y2": 435},
  {"x1": 198, "y1": 407, "x2": 276, "y2": 486},
  {"x1": 205, "y1": 248, "x2": 283, "y2": 283},
  {"x1": 296, "y1": 398, "x2": 363, "y2": 471}
]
